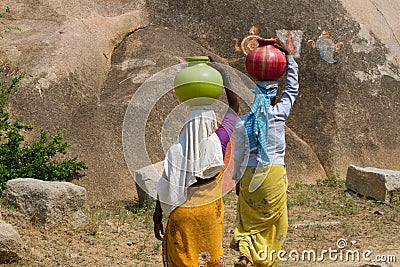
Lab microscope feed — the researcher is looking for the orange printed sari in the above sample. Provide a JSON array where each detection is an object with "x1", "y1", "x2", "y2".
[{"x1": 162, "y1": 172, "x2": 225, "y2": 267}]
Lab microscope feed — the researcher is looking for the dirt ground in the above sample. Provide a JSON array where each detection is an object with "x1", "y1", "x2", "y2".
[{"x1": 1, "y1": 176, "x2": 399, "y2": 267}]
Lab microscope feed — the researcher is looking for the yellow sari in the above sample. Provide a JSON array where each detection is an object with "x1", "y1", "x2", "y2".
[
  {"x1": 231, "y1": 165, "x2": 288, "y2": 267},
  {"x1": 163, "y1": 172, "x2": 225, "y2": 267}
]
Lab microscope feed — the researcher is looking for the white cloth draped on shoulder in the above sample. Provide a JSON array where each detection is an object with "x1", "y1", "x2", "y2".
[{"x1": 157, "y1": 105, "x2": 225, "y2": 218}]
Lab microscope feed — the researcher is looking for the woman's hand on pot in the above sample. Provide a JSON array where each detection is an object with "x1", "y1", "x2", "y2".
[
  {"x1": 274, "y1": 38, "x2": 294, "y2": 56},
  {"x1": 207, "y1": 56, "x2": 229, "y2": 81},
  {"x1": 154, "y1": 221, "x2": 164, "y2": 241}
]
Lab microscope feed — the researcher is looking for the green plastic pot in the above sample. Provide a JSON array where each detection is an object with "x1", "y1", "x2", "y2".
[{"x1": 174, "y1": 56, "x2": 223, "y2": 106}]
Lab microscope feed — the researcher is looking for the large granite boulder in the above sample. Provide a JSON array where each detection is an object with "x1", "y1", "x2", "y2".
[
  {"x1": 1, "y1": 0, "x2": 399, "y2": 205},
  {"x1": 119, "y1": 26, "x2": 328, "y2": 189},
  {"x1": 0, "y1": 0, "x2": 149, "y2": 204},
  {"x1": 148, "y1": 0, "x2": 400, "y2": 179},
  {"x1": 285, "y1": 127, "x2": 327, "y2": 184},
  {"x1": 0, "y1": 221, "x2": 23, "y2": 263},
  {"x1": 2, "y1": 178, "x2": 87, "y2": 227}
]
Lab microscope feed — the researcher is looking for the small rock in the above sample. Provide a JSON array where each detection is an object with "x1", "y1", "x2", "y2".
[
  {"x1": 0, "y1": 221, "x2": 23, "y2": 263},
  {"x1": 345, "y1": 190, "x2": 358, "y2": 197},
  {"x1": 134, "y1": 162, "x2": 164, "y2": 208}
]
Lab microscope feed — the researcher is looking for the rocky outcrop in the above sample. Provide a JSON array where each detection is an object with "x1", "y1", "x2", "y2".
[
  {"x1": 148, "y1": 0, "x2": 400, "y2": 179},
  {"x1": 0, "y1": 0, "x2": 149, "y2": 204},
  {"x1": 285, "y1": 127, "x2": 327, "y2": 184},
  {"x1": 1, "y1": 0, "x2": 399, "y2": 204},
  {"x1": 2, "y1": 178, "x2": 87, "y2": 227},
  {"x1": 346, "y1": 165, "x2": 400, "y2": 203},
  {"x1": 119, "y1": 26, "x2": 327, "y2": 190},
  {"x1": 0, "y1": 221, "x2": 23, "y2": 263}
]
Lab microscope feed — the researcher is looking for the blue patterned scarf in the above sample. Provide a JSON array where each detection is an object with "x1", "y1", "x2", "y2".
[{"x1": 245, "y1": 81, "x2": 278, "y2": 165}]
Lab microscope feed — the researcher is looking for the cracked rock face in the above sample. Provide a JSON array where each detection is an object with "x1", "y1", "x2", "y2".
[
  {"x1": 1, "y1": 0, "x2": 149, "y2": 204},
  {"x1": 0, "y1": 0, "x2": 399, "y2": 204},
  {"x1": 148, "y1": 0, "x2": 400, "y2": 177}
]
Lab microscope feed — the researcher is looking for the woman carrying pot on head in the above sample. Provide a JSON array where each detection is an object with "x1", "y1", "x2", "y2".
[
  {"x1": 153, "y1": 57, "x2": 239, "y2": 267},
  {"x1": 231, "y1": 38, "x2": 299, "y2": 267}
]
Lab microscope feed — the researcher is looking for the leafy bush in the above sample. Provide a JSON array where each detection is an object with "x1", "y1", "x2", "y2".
[
  {"x1": 0, "y1": 71, "x2": 88, "y2": 191},
  {"x1": 0, "y1": 7, "x2": 88, "y2": 191},
  {"x1": 316, "y1": 173, "x2": 342, "y2": 188}
]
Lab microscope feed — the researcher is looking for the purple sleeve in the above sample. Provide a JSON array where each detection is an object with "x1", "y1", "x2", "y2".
[{"x1": 215, "y1": 113, "x2": 237, "y2": 157}]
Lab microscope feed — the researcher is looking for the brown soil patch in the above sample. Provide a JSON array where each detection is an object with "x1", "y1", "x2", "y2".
[{"x1": 1, "y1": 177, "x2": 399, "y2": 266}]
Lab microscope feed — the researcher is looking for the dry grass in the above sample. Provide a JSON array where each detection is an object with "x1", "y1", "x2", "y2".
[
  {"x1": 281, "y1": 176, "x2": 400, "y2": 266},
  {"x1": 1, "y1": 175, "x2": 399, "y2": 266}
]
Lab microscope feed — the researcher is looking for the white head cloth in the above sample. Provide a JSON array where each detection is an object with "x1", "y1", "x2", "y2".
[{"x1": 157, "y1": 105, "x2": 224, "y2": 218}]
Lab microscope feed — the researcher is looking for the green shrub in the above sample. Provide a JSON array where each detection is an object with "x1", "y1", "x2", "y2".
[
  {"x1": 0, "y1": 6, "x2": 87, "y2": 191},
  {"x1": 0, "y1": 73, "x2": 88, "y2": 191},
  {"x1": 316, "y1": 173, "x2": 343, "y2": 188}
]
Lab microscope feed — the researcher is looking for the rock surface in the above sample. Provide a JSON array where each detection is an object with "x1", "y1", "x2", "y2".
[
  {"x1": 2, "y1": 178, "x2": 87, "y2": 227},
  {"x1": 148, "y1": 0, "x2": 400, "y2": 178},
  {"x1": 134, "y1": 161, "x2": 163, "y2": 207},
  {"x1": 285, "y1": 126, "x2": 327, "y2": 184},
  {"x1": 0, "y1": 0, "x2": 399, "y2": 204},
  {"x1": 346, "y1": 165, "x2": 400, "y2": 203},
  {"x1": 0, "y1": 221, "x2": 23, "y2": 263},
  {"x1": 0, "y1": 0, "x2": 149, "y2": 204}
]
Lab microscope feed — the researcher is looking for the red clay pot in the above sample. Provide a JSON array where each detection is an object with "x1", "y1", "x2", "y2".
[{"x1": 245, "y1": 38, "x2": 287, "y2": 81}]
